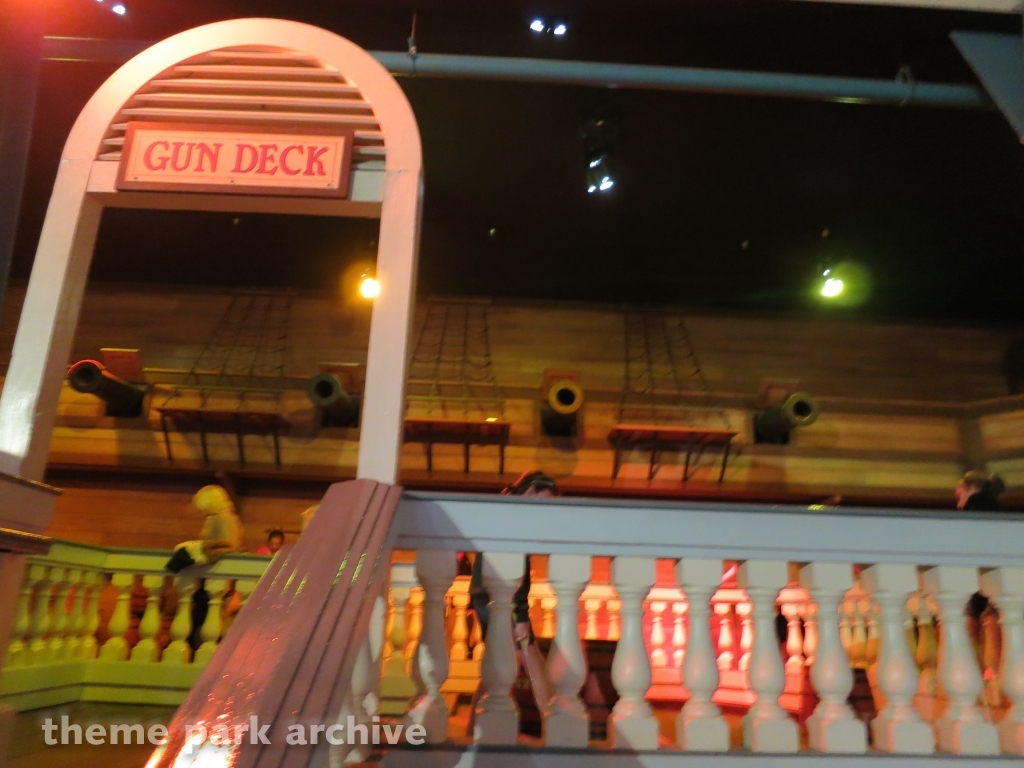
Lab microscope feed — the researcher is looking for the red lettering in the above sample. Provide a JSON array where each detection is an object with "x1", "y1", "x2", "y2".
[
  {"x1": 280, "y1": 145, "x2": 303, "y2": 176},
  {"x1": 232, "y1": 144, "x2": 259, "y2": 173},
  {"x1": 304, "y1": 146, "x2": 329, "y2": 176},
  {"x1": 170, "y1": 142, "x2": 195, "y2": 172},
  {"x1": 256, "y1": 143, "x2": 279, "y2": 175},
  {"x1": 142, "y1": 140, "x2": 169, "y2": 171},
  {"x1": 195, "y1": 143, "x2": 222, "y2": 173}
]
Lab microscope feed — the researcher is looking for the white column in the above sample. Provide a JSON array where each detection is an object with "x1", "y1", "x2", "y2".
[
  {"x1": 799, "y1": 562, "x2": 866, "y2": 753},
  {"x1": 738, "y1": 560, "x2": 798, "y2": 753},
  {"x1": 921, "y1": 566, "x2": 999, "y2": 755},
  {"x1": 861, "y1": 564, "x2": 934, "y2": 754},
  {"x1": 675, "y1": 558, "x2": 729, "y2": 751},
  {"x1": 544, "y1": 554, "x2": 590, "y2": 748},
  {"x1": 473, "y1": 552, "x2": 521, "y2": 745},
  {"x1": 404, "y1": 549, "x2": 456, "y2": 743},
  {"x1": 130, "y1": 574, "x2": 165, "y2": 662},
  {"x1": 608, "y1": 556, "x2": 659, "y2": 750},
  {"x1": 980, "y1": 567, "x2": 1024, "y2": 754},
  {"x1": 162, "y1": 577, "x2": 194, "y2": 665}
]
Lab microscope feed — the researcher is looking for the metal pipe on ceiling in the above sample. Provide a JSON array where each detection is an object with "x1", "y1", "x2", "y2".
[{"x1": 42, "y1": 36, "x2": 991, "y2": 110}]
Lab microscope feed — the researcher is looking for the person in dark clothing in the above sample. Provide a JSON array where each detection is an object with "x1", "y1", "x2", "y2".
[
  {"x1": 955, "y1": 470, "x2": 1005, "y2": 626},
  {"x1": 955, "y1": 470, "x2": 1005, "y2": 511},
  {"x1": 469, "y1": 470, "x2": 558, "y2": 645}
]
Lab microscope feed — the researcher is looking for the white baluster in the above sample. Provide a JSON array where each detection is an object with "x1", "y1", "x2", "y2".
[
  {"x1": 450, "y1": 586, "x2": 470, "y2": 662},
  {"x1": 80, "y1": 571, "x2": 100, "y2": 660},
  {"x1": 473, "y1": 552, "x2": 521, "y2": 745},
  {"x1": 405, "y1": 550, "x2": 456, "y2": 743},
  {"x1": 922, "y1": 566, "x2": 999, "y2": 755},
  {"x1": 608, "y1": 556, "x2": 659, "y2": 750},
  {"x1": 194, "y1": 578, "x2": 226, "y2": 667},
  {"x1": 672, "y1": 601, "x2": 687, "y2": 670},
  {"x1": 584, "y1": 598, "x2": 600, "y2": 640},
  {"x1": 649, "y1": 600, "x2": 668, "y2": 669},
  {"x1": 64, "y1": 570, "x2": 85, "y2": 660},
  {"x1": 911, "y1": 594, "x2": 940, "y2": 722},
  {"x1": 26, "y1": 566, "x2": 53, "y2": 665},
  {"x1": 980, "y1": 567, "x2": 1024, "y2": 754},
  {"x1": 715, "y1": 602, "x2": 735, "y2": 671},
  {"x1": 783, "y1": 602, "x2": 805, "y2": 674},
  {"x1": 347, "y1": 594, "x2": 387, "y2": 763},
  {"x1": 46, "y1": 568, "x2": 70, "y2": 662},
  {"x1": 381, "y1": 563, "x2": 418, "y2": 716},
  {"x1": 738, "y1": 560, "x2": 798, "y2": 752},
  {"x1": 738, "y1": 602, "x2": 754, "y2": 671},
  {"x1": 675, "y1": 558, "x2": 729, "y2": 751},
  {"x1": 799, "y1": 562, "x2": 866, "y2": 753},
  {"x1": 6, "y1": 566, "x2": 39, "y2": 667},
  {"x1": 544, "y1": 554, "x2": 590, "y2": 747},
  {"x1": 803, "y1": 602, "x2": 818, "y2": 667},
  {"x1": 131, "y1": 574, "x2": 165, "y2": 662},
  {"x1": 163, "y1": 577, "x2": 194, "y2": 664},
  {"x1": 99, "y1": 573, "x2": 133, "y2": 661},
  {"x1": 607, "y1": 598, "x2": 622, "y2": 642},
  {"x1": 861, "y1": 564, "x2": 934, "y2": 753}
]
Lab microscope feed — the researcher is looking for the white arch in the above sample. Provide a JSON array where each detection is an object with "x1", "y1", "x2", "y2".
[{"x1": 0, "y1": 19, "x2": 422, "y2": 527}]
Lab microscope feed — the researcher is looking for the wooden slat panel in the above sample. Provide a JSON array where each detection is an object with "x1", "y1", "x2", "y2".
[
  {"x1": 151, "y1": 78, "x2": 363, "y2": 96},
  {"x1": 118, "y1": 106, "x2": 380, "y2": 127},
  {"x1": 133, "y1": 92, "x2": 373, "y2": 112}
]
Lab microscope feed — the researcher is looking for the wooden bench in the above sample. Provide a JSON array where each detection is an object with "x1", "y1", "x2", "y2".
[{"x1": 608, "y1": 424, "x2": 738, "y2": 483}]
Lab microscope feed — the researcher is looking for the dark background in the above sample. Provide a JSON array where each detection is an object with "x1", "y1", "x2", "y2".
[{"x1": 11, "y1": 0, "x2": 1024, "y2": 324}]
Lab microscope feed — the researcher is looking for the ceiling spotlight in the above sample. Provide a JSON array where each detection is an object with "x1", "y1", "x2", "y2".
[
  {"x1": 599, "y1": 176, "x2": 614, "y2": 191},
  {"x1": 112, "y1": 3, "x2": 127, "y2": 14},
  {"x1": 587, "y1": 184, "x2": 597, "y2": 194},
  {"x1": 821, "y1": 278, "x2": 844, "y2": 298},
  {"x1": 553, "y1": 24, "x2": 567, "y2": 35},
  {"x1": 530, "y1": 19, "x2": 545, "y2": 32},
  {"x1": 359, "y1": 276, "x2": 381, "y2": 299}
]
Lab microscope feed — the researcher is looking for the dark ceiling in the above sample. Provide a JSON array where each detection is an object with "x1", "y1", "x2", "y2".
[{"x1": 11, "y1": 0, "x2": 1024, "y2": 325}]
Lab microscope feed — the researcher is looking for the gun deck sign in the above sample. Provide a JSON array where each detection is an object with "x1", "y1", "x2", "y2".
[{"x1": 117, "y1": 123, "x2": 355, "y2": 197}]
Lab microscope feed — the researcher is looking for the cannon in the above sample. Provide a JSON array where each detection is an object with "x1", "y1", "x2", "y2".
[
  {"x1": 306, "y1": 372, "x2": 359, "y2": 427},
  {"x1": 540, "y1": 379, "x2": 584, "y2": 437},
  {"x1": 753, "y1": 391, "x2": 819, "y2": 445},
  {"x1": 67, "y1": 359, "x2": 145, "y2": 417}
]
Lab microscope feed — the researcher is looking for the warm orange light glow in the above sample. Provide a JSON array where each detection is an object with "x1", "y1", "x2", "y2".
[{"x1": 359, "y1": 277, "x2": 380, "y2": 299}]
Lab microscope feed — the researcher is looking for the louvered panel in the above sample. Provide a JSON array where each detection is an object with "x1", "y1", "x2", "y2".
[
  {"x1": 171, "y1": 64, "x2": 341, "y2": 80},
  {"x1": 204, "y1": 50, "x2": 322, "y2": 65},
  {"x1": 118, "y1": 107, "x2": 380, "y2": 127},
  {"x1": 133, "y1": 92, "x2": 374, "y2": 113},
  {"x1": 149, "y1": 79, "x2": 363, "y2": 97},
  {"x1": 98, "y1": 46, "x2": 387, "y2": 168}
]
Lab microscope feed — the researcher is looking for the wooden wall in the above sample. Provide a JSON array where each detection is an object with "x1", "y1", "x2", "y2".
[{"x1": 1, "y1": 282, "x2": 1022, "y2": 549}]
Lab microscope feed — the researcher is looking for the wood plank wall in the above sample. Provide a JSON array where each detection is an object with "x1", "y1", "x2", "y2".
[{"x1": 1, "y1": 282, "x2": 1022, "y2": 549}]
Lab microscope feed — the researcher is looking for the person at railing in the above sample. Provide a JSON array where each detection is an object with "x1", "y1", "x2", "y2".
[
  {"x1": 955, "y1": 469, "x2": 1005, "y2": 511},
  {"x1": 256, "y1": 529, "x2": 285, "y2": 555},
  {"x1": 468, "y1": 470, "x2": 558, "y2": 735},
  {"x1": 955, "y1": 470, "x2": 1006, "y2": 665}
]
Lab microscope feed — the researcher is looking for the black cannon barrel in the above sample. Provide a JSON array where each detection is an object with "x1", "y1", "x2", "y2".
[
  {"x1": 753, "y1": 391, "x2": 819, "y2": 445},
  {"x1": 541, "y1": 379, "x2": 584, "y2": 437},
  {"x1": 306, "y1": 373, "x2": 358, "y2": 426},
  {"x1": 67, "y1": 359, "x2": 144, "y2": 417}
]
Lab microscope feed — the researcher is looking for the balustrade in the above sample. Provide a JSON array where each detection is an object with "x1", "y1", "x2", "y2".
[{"x1": 6, "y1": 494, "x2": 1024, "y2": 763}]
